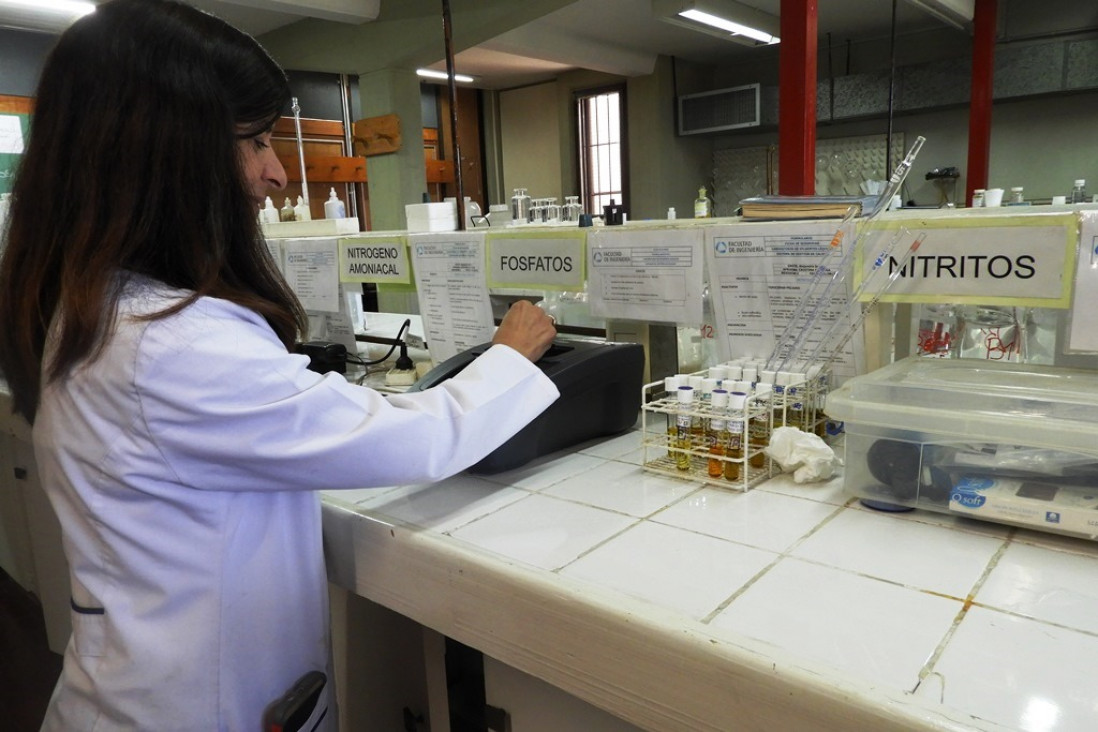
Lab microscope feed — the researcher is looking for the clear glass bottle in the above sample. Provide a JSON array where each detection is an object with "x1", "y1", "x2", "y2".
[
  {"x1": 562, "y1": 195, "x2": 582, "y2": 223},
  {"x1": 674, "y1": 386, "x2": 695, "y2": 471},
  {"x1": 510, "y1": 188, "x2": 531, "y2": 224},
  {"x1": 1009, "y1": 187, "x2": 1024, "y2": 205},
  {"x1": 1072, "y1": 179, "x2": 1087, "y2": 204},
  {"x1": 971, "y1": 189, "x2": 985, "y2": 208},
  {"x1": 694, "y1": 186, "x2": 711, "y2": 218}
]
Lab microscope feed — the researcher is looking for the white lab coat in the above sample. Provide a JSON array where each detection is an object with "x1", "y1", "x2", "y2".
[{"x1": 33, "y1": 274, "x2": 559, "y2": 731}]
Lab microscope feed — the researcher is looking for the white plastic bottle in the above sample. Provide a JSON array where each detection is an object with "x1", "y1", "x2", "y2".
[
  {"x1": 324, "y1": 187, "x2": 346, "y2": 219},
  {"x1": 294, "y1": 195, "x2": 311, "y2": 221},
  {"x1": 261, "y1": 196, "x2": 279, "y2": 224}
]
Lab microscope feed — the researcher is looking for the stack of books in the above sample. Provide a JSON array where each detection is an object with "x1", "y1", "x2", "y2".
[{"x1": 738, "y1": 194, "x2": 879, "y2": 220}]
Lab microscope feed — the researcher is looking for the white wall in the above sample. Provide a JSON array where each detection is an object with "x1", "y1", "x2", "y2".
[{"x1": 500, "y1": 82, "x2": 563, "y2": 203}]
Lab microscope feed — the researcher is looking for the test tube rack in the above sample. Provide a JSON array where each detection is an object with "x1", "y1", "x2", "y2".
[{"x1": 640, "y1": 370, "x2": 832, "y2": 491}]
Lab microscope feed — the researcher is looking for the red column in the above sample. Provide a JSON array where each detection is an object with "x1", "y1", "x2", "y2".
[
  {"x1": 778, "y1": 0, "x2": 818, "y2": 196},
  {"x1": 965, "y1": 0, "x2": 997, "y2": 207}
]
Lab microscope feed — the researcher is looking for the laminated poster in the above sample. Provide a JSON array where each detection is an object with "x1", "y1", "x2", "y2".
[
  {"x1": 410, "y1": 232, "x2": 495, "y2": 363},
  {"x1": 485, "y1": 230, "x2": 586, "y2": 291},
  {"x1": 704, "y1": 220, "x2": 863, "y2": 381},
  {"x1": 283, "y1": 237, "x2": 340, "y2": 314},
  {"x1": 586, "y1": 226, "x2": 704, "y2": 323}
]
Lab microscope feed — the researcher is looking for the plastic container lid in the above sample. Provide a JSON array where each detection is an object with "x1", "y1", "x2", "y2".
[
  {"x1": 754, "y1": 382, "x2": 773, "y2": 400},
  {"x1": 664, "y1": 375, "x2": 682, "y2": 392},
  {"x1": 702, "y1": 378, "x2": 720, "y2": 394},
  {"x1": 677, "y1": 385, "x2": 694, "y2": 404},
  {"x1": 727, "y1": 392, "x2": 748, "y2": 411},
  {"x1": 825, "y1": 357, "x2": 1098, "y2": 457},
  {"x1": 688, "y1": 375, "x2": 705, "y2": 390},
  {"x1": 1010, "y1": 187, "x2": 1024, "y2": 192}
]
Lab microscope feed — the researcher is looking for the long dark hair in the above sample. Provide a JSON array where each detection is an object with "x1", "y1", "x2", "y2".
[{"x1": 0, "y1": 0, "x2": 307, "y2": 422}]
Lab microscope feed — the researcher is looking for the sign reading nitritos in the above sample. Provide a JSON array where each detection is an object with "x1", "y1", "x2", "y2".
[
  {"x1": 338, "y1": 236, "x2": 411, "y2": 284},
  {"x1": 486, "y1": 231, "x2": 586, "y2": 289}
]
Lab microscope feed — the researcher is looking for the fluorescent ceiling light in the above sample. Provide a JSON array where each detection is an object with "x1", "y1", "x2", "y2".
[
  {"x1": 653, "y1": 0, "x2": 780, "y2": 48},
  {"x1": 678, "y1": 8, "x2": 778, "y2": 44},
  {"x1": 0, "y1": 0, "x2": 95, "y2": 17},
  {"x1": 417, "y1": 69, "x2": 474, "y2": 84}
]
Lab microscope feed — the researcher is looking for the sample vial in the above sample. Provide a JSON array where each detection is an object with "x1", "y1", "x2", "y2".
[
  {"x1": 510, "y1": 188, "x2": 531, "y2": 224},
  {"x1": 749, "y1": 382, "x2": 771, "y2": 469},
  {"x1": 675, "y1": 386, "x2": 695, "y2": 471},
  {"x1": 971, "y1": 189, "x2": 985, "y2": 208},
  {"x1": 707, "y1": 389, "x2": 729, "y2": 478},
  {"x1": 724, "y1": 392, "x2": 748, "y2": 481},
  {"x1": 663, "y1": 375, "x2": 683, "y2": 439},
  {"x1": 1009, "y1": 187, "x2": 1024, "y2": 205}
]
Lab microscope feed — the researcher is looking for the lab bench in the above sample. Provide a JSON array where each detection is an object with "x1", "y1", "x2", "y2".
[
  {"x1": 319, "y1": 426, "x2": 1098, "y2": 732},
  {"x1": 5, "y1": 388, "x2": 1098, "y2": 730}
]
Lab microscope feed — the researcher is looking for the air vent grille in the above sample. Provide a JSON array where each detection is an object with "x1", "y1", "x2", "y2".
[{"x1": 678, "y1": 84, "x2": 761, "y2": 135}]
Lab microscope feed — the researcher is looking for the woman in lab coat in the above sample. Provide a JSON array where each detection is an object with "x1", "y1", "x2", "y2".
[{"x1": 0, "y1": 1, "x2": 559, "y2": 730}]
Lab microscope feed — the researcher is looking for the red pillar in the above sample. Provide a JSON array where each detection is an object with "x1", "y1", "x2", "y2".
[
  {"x1": 965, "y1": 0, "x2": 997, "y2": 207},
  {"x1": 778, "y1": 0, "x2": 817, "y2": 196}
]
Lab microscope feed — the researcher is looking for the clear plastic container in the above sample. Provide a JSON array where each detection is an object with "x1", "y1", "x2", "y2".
[{"x1": 826, "y1": 357, "x2": 1098, "y2": 539}]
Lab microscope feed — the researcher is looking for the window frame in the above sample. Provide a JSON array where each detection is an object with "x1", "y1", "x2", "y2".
[{"x1": 575, "y1": 84, "x2": 629, "y2": 219}]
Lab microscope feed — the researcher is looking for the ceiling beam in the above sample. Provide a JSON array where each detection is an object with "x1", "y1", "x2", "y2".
[{"x1": 212, "y1": 0, "x2": 380, "y2": 24}]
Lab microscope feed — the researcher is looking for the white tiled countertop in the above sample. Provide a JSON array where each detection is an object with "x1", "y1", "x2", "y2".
[{"x1": 321, "y1": 427, "x2": 1098, "y2": 732}]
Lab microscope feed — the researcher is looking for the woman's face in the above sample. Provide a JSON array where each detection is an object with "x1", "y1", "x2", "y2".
[{"x1": 237, "y1": 129, "x2": 287, "y2": 206}]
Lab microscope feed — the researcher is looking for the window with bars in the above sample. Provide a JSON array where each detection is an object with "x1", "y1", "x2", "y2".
[{"x1": 576, "y1": 85, "x2": 627, "y2": 219}]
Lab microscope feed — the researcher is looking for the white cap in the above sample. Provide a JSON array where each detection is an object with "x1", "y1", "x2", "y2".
[
  {"x1": 760, "y1": 369, "x2": 777, "y2": 384},
  {"x1": 711, "y1": 389, "x2": 729, "y2": 409},
  {"x1": 754, "y1": 382, "x2": 773, "y2": 400},
  {"x1": 677, "y1": 385, "x2": 694, "y2": 404},
  {"x1": 1010, "y1": 187, "x2": 1023, "y2": 192},
  {"x1": 1076, "y1": 179, "x2": 1087, "y2": 187},
  {"x1": 688, "y1": 375, "x2": 705, "y2": 390},
  {"x1": 724, "y1": 365, "x2": 743, "y2": 380},
  {"x1": 806, "y1": 364, "x2": 823, "y2": 380},
  {"x1": 709, "y1": 365, "x2": 730, "y2": 381},
  {"x1": 788, "y1": 371, "x2": 807, "y2": 387},
  {"x1": 664, "y1": 375, "x2": 682, "y2": 392},
  {"x1": 727, "y1": 392, "x2": 748, "y2": 411},
  {"x1": 775, "y1": 371, "x2": 792, "y2": 387},
  {"x1": 741, "y1": 366, "x2": 758, "y2": 382},
  {"x1": 263, "y1": 196, "x2": 275, "y2": 208},
  {"x1": 732, "y1": 380, "x2": 752, "y2": 394},
  {"x1": 702, "y1": 378, "x2": 719, "y2": 394}
]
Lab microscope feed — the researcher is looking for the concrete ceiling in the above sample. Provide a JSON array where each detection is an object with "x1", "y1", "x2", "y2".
[{"x1": 3, "y1": 0, "x2": 968, "y2": 89}]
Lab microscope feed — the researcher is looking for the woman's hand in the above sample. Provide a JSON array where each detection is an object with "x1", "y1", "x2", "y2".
[{"x1": 492, "y1": 300, "x2": 557, "y2": 363}]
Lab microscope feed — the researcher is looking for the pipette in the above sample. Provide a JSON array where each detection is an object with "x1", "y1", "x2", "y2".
[
  {"x1": 767, "y1": 134, "x2": 928, "y2": 371},
  {"x1": 803, "y1": 226, "x2": 912, "y2": 365},
  {"x1": 291, "y1": 97, "x2": 309, "y2": 208},
  {"x1": 763, "y1": 205, "x2": 859, "y2": 371},
  {"x1": 818, "y1": 232, "x2": 926, "y2": 372},
  {"x1": 866, "y1": 135, "x2": 926, "y2": 219}
]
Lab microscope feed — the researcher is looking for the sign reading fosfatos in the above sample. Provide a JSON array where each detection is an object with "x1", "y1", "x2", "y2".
[
  {"x1": 339, "y1": 237, "x2": 411, "y2": 284},
  {"x1": 486, "y1": 232, "x2": 586, "y2": 289}
]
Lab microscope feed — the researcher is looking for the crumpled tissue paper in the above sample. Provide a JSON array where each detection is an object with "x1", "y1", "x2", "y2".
[{"x1": 765, "y1": 426, "x2": 841, "y2": 483}]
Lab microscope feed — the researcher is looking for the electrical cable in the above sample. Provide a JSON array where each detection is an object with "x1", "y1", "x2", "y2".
[{"x1": 347, "y1": 319, "x2": 412, "y2": 366}]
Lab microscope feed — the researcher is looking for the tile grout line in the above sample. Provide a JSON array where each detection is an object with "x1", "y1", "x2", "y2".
[
  {"x1": 909, "y1": 531, "x2": 1013, "y2": 696},
  {"x1": 698, "y1": 499, "x2": 854, "y2": 625}
]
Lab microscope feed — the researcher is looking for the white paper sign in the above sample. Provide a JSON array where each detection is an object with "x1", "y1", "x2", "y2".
[
  {"x1": 1068, "y1": 211, "x2": 1098, "y2": 352},
  {"x1": 339, "y1": 236, "x2": 410, "y2": 284},
  {"x1": 0, "y1": 115, "x2": 24, "y2": 154},
  {"x1": 410, "y1": 232, "x2": 495, "y2": 362},
  {"x1": 858, "y1": 214, "x2": 1074, "y2": 306},
  {"x1": 486, "y1": 233, "x2": 585, "y2": 289},
  {"x1": 587, "y1": 227, "x2": 704, "y2": 323},
  {"x1": 705, "y1": 220, "x2": 862, "y2": 379},
  {"x1": 283, "y1": 238, "x2": 340, "y2": 313}
]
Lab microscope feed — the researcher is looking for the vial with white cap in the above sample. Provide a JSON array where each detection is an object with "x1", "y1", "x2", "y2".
[
  {"x1": 663, "y1": 375, "x2": 683, "y2": 437},
  {"x1": 706, "y1": 389, "x2": 729, "y2": 478},
  {"x1": 674, "y1": 386, "x2": 695, "y2": 471},
  {"x1": 749, "y1": 383, "x2": 772, "y2": 469},
  {"x1": 724, "y1": 391, "x2": 748, "y2": 481}
]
